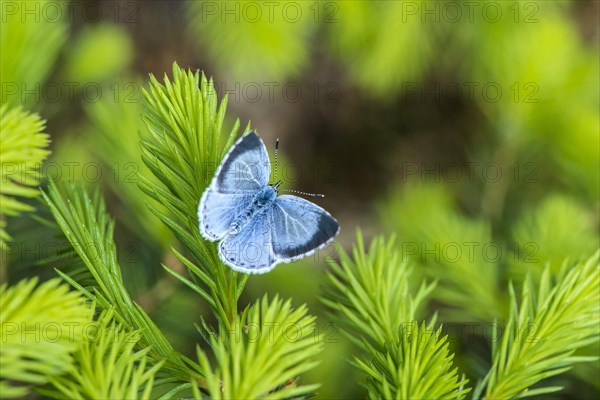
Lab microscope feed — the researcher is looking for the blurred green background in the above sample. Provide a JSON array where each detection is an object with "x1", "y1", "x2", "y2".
[{"x1": 1, "y1": 0, "x2": 598, "y2": 398}]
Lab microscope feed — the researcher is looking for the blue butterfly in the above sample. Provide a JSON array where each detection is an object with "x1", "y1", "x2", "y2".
[{"x1": 198, "y1": 131, "x2": 339, "y2": 274}]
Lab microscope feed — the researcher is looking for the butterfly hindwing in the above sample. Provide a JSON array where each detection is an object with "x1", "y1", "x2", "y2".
[
  {"x1": 218, "y1": 211, "x2": 276, "y2": 273},
  {"x1": 198, "y1": 191, "x2": 255, "y2": 240},
  {"x1": 270, "y1": 195, "x2": 339, "y2": 261}
]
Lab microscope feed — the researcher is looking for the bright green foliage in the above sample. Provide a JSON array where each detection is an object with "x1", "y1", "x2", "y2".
[
  {"x1": 38, "y1": 310, "x2": 163, "y2": 400},
  {"x1": 481, "y1": 253, "x2": 600, "y2": 399},
  {"x1": 187, "y1": 1, "x2": 314, "y2": 80},
  {"x1": 1, "y1": 1, "x2": 596, "y2": 398},
  {"x1": 323, "y1": 232, "x2": 469, "y2": 399},
  {"x1": 0, "y1": 0, "x2": 68, "y2": 108},
  {"x1": 381, "y1": 184, "x2": 504, "y2": 322},
  {"x1": 322, "y1": 232, "x2": 434, "y2": 346},
  {"x1": 187, "y1": 0, "x2": 435, "y2": 94},
  {"x1": 461, "y1": 4, "x2": 600, "y2": 202},
  {"x1": 140, "y1": 63, "x2": 247, "y2": 329},
  {"x1": 42, "y1": 182, "x2": 200, "y2": 383},
  {"x1": 63, "y1": 23, "x2": 134, "y2": 83},
  {"x1": 82, "y1": 84, "x2": 170, "y2": 246},
  {"x1": 466, "y1": 4, "x2": 573, "y2": 116},
  {"x1": 356, "y1": 322, "x2": 470, "y2": 400},
  {"x1": 0, "y1": 105, "x2": 50, "y2": 246},
  {"x1": 197, "y1": 295, "x2": 321, "y2": 399},
  {"x1": 553, "y1": 105, "x2": 600, "y2": 202},
  {"x1": 330, "y1": 1, "x2": 435, "y2": 97},
  {"x1": 510, "y1": 194, "x2": 599, "y2": 280},
  {"x1": 0, "y1": 278, "x2": 93, "y2": 398}
]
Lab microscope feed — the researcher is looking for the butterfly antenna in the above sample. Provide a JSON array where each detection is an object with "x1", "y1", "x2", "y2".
[
  {"x1": 272, "y1": 138, "x2": 325, "y2": 198},
  {"x1": 273, "y1": 138, "x2": 280, "y2": 182},
  {"x1": 280, "y1": 189, "x2": 325, "y2": 198}
]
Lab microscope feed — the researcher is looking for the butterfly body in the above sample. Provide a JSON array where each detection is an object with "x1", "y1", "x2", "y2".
[
  {"x1": 199, "y1": 132, "x2": 339, "y2": 274},
  {"x1": 229, "y1": 185, "x2": 277, "y2": 235}
]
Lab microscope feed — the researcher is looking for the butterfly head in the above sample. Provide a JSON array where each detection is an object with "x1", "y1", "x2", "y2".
[{"x1": 271, "y1": 180, "x2": 283, "y2": 193}]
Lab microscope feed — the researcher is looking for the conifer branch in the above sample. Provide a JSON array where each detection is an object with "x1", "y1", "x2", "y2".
[
  {"x1": 323, "y1": 231, "x2": 469, "y2": 399},
  {"x1": 0, "y1": 105, "x2": 50, "y2": 248},
  {"x1": 139, "y1": 63, "x2": 247, "y2": 330},
  {"x1": 0, "y1": 278, "x2": 92, "y2": 398},
  {"x1": 480, "y1": 253, "x2": 600, "y2": 399}
]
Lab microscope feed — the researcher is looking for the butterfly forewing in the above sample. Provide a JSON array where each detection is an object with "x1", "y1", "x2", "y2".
[
  {"x1": 199, "y1": 132, "x2": 270, "y2": 240},
  {"x1": 213, "y1": 132, "x2": 270, "y2": 193}
]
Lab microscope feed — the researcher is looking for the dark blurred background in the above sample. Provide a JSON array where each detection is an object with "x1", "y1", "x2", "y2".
[{"x1": 2, "y1": 0, "x2": 599, "y2": 398}]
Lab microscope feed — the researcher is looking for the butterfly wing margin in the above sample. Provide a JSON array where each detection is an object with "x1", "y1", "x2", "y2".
[
  {"x1": 217, "y1": 211, "x2": 277, "y2": 274},
  {"x1": 270, "y1": 195, "x2": 339, "y2": 262},
  {"x1": 211, "y1": 131, "x2": 270, "y2": 193}
]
